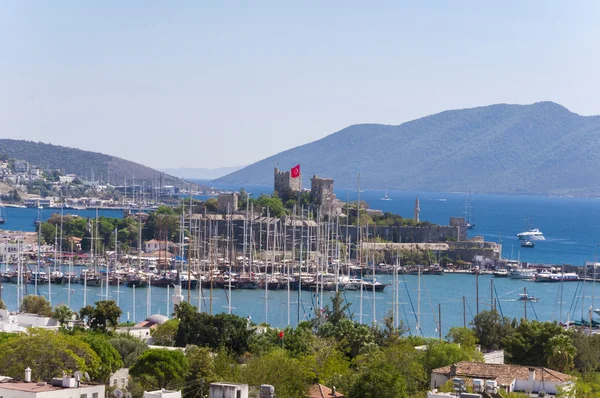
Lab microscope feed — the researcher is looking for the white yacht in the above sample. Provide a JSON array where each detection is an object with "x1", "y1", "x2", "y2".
[
  {"x1": 516, "y1": 228, "x2": 545, "y2": 241},
  {"x1": 509, "y1": 268, "x2": 538, "y2": 280}
]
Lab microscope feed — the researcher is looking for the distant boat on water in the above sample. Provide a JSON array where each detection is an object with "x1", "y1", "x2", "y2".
[
  {"x1": 521, "y1": 240, "x2": 535, "y2": 248},
  {"x1": 381, "y1": 190, "x2": 392, "y2": 201},
  {"x1": 517, "y1": 217, "x2": 545, "y2": 241},
  {"x1": 518, "y1": 293, "x2": 539, "y2": 302},
  {"x1": 464, "y1": 192, "x2": 475, "y2": 229}
]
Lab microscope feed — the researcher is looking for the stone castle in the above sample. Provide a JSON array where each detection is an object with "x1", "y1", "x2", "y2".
[{"x1": 273, "y1": 167, "x2": 301, "y2": 193}]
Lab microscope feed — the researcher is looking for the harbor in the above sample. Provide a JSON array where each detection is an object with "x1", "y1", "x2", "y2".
[{"x1": 3, "y1": 181, "x2": 600, "y2": 337}]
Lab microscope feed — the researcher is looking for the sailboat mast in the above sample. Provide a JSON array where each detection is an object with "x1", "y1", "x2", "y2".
[
  {"x1": 417, "y1": 263, "x2": 421, "y2": 333},
  {"x1": 298, "y1": 205, "x2": 304, "y2": 324},
  {"x1": 227, "y1": 204, "x2": 233, "y2": 314},
  {"x1": 357, "y1": 174, "x2": 363, "y2": 325},
  {"x1": 265, "y1": 207, "x2": 270, "y2": 324}
]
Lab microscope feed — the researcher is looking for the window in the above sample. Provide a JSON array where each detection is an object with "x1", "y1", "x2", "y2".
[
  {"x1": 81, "y1": 394, "x2": 87, "y2": 398},
  {"x1": 93, "y1": 393, "x2": 98, "y2": 398}
]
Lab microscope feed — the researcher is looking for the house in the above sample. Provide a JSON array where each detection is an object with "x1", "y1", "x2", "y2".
[
  {"x1": 108, "y1": 368, "x2": 129, "y2": 389},
  {"x1": 0, "y1": 309, "x2": 60, "y2": 333},
  {"x1": 308, "y1": 384, "x2": 344, "y2": 397},
  {"x1": 144, "y1": 240, "x2": 173, "y2": 253},
  {"x1": 144, "y1": 389, "x2": 181, "y2": 398},
  {"x1": 209, "y1": 383, "x2": 249, "y2": 398},
  {"x1": 430, "y1": 361, "x2": 573, "y2": 396},
  {"x1": 0, "y1": 372, "x2": 104, "y2": 398}
]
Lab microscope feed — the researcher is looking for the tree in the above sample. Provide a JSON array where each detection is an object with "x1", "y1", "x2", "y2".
[
  {"x1": 175, "y1": 307, "x2": 251, "y2": 356},
  {"x1": 20, "y1": 295, "x2": 52, "y2": 316},
  {"x1": 242, "y1": 349, "x2": 313, "y2": 398},
  {"x1": 0, "y1": 299, "x2": 5, "y2": 310},
  {"x1": 81, "y1": 334, "x2": 123, "y2": 382},
  {"x1": 151, "y1": 319, "x2": 179, "y2": 347},
  {"x1": 503, "y1": 319, "x2": 566, "y2": 367},
  {"x1": 546, "y1": 334, "x2": 576, "y2": 372},
  {"x1": 204, "y1": 198, "x2": 218, "y2": 212},
  {"x1": 422, "y1": 341, "x2": 477, "y2": 375},
  {"x1": 130, "y1": 349, "x2": 188, "y2": 390},
  {"x1": 79, "y1": 301, "x2": 122, "y2": 332},
  {"x1": 317, "y1": 317, "x2": 376, "y2": 359},
  {"x1": 571, "y1": 330, "x2": 600, "y2": 374},
  {"x1": 347, "y1": 356, "x2": 408, "y2": 398},
  {"x1": 52, "y1": 304, "x2": 75, "y2": 326},
  {"x1": 109, "y1": 335, "x2": 148, "y2": 367},
  {"x1": 184, "y1": 346, "x2": 217, "y2": 396},
  {"x1": 471, "y1": 309, "x2": 514, "y2": 351},
  {"x1": 0, "y1": 329, "x2": 101, "y2": 381}
]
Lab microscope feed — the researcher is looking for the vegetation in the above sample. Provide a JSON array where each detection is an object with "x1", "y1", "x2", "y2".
[
  {"x1": 129, "y1": 349, "x2": 189, "y2": 390},
  {"x1": 151, "y1": 319, "x2": 179, "y2": 346},
  {"x1": 39, "y1": 214, "x2": 140, "y2": 252},
  {"x1": 79, "y1": 300, "x2": 122, "y2": 332},
  {"x1": 52, "y1": 304, "x2": 75, "y2": 326},
  {"x1": 20, "y1": 295, "x2": 53, "y2": 317},
  {"x1": 0, "y1": 329, "x2": 101, "y2": 381},
  {"x1": 8, "y1": 296, "x2": 600, "y2": 397}
]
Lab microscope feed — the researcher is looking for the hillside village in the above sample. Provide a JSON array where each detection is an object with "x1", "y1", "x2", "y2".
[{"x1": 0, "y1": 156, "x2": 184, "y2": 209}]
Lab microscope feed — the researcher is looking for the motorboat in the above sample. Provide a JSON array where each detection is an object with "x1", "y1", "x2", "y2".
[
  {"x1": 536, "y1": 272, "x2": 579, "y2": 283},
  {"x1": 518, "y1": 293, "x2": 539, "y2": 302},
  {"x1": 517, "y1": 228, "x2": 545, "y2": 241},
  {"x1": 509, "y1": 268, "x2": 538, "y2": 280},
  {"x1": 521, "y1": 240, "x2": 535, "y2": 248},
  {"x1": 492, "y1": 269, "x2": 509, "y2": 278}
]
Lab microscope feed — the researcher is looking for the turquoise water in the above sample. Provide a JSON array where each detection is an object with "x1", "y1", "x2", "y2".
[
  {"x1": 5, "y1": 186, "x2": 600, "y2": 336},
  {"x1": 2, "y1": 271, "x2": 595, "y2": 338},
  {"x1": 1, "y1": 207, "x2": 124, "y2": 231}
]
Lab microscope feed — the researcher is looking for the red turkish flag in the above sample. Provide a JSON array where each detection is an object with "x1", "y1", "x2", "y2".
[
  {"x1": 290, "y1": 164, "x2": 300, "y2": 178},
  {"x1": 278, "y1": 331, "x2": 284, "y2": 339}
]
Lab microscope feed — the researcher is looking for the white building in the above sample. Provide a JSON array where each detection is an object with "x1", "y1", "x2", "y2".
[
  {"x1": 144, "y1": 390, "x2": 181, "y2": 398},
  {"x1": 209, "y1": 383, "x2": 248, "y2": 398},
  {"x1": 0, "y1": 376, "x2": 104, "y2": 398},
  {"x1": 0, "y1": 310, "x2": 60, "y2": 333}
]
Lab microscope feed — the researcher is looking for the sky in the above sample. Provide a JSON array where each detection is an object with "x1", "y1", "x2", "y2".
[{"x1": 1, "y1": 1, "x2": 599, "y2": 169}]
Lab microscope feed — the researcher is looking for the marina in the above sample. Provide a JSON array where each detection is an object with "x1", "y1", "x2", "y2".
[
  {"x1": 1, "y1": 265, "x2": 599, "y2": 337},
  {"x1": 3, "y1": 187, "x2": 600, "y2": 337}
]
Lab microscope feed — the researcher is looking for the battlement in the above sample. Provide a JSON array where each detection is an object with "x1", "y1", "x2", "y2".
[{"x1": 274, "y1": 167, "x2": 300, "y2": 193}]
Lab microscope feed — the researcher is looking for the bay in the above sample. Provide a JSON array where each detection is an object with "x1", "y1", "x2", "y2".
[{"x1": 4, "y1": 183, "x2": 600, "y2": 337}]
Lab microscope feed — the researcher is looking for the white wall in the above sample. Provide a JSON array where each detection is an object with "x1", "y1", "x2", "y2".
[
  {"x1": 144, "y1": 390, "x2": 181, "y2": 398},
  {"x1": 513, "y1": 378, "x2": 563, "y2": 395},
  {"x1": 430, "y1": 373, "x2": 449, "y2": 390},
  {"x1": 209, "y1": 383, "x2": 248, "y2": 398},
  {"x1": 0, "y1": 384, "x2": 104, "y2": 398}
]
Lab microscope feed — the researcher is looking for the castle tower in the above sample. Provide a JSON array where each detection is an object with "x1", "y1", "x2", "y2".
[{"x1": 414, "y1": 196, "x2": 420, "y2": 223}]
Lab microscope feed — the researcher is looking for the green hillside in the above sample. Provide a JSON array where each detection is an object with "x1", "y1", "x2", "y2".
[
  {"x1": 217, "y1": 102, "x2": 600, "y2": 196},
  {"x1": 0, "y1": 139, "x2": 185, "y2": 187}
]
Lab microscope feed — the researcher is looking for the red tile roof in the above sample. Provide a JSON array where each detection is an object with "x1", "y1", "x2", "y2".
[
  {"x1": 307, "y1": 383, "x2": 344, "y2": 398},
  {"x1": 432, "y1": 362, "x2": 572, "y2": 386}
]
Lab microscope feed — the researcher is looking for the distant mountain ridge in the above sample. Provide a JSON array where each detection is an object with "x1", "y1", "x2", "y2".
[
  {"x1": 216, "y1": 102, "x2": 600, "y2": 196},
  {"x1": 160, "y1": 166, "x2": 244, "y2": 180},
  {"x1": 0, "y1": 139, "x2": 186, "y2": 187}
]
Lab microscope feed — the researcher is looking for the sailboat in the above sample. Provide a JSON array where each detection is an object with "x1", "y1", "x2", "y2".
[
  {"x1": 464, "y1": 192, "x2": 475, "y2": 229},
  {"x1": 381, "y1": 190, "x2": 392, "y2": 201},
  {"x1": 0, "y1": 203, "x2": 6, "y2": 224}
]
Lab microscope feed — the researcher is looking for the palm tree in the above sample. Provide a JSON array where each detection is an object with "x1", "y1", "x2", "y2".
[
  {"x1": 52, "y1": 304, "x2": 74, "y2": 326},
  {"x1": 547, "y1": 334, "x2": 576, "y2": 372}
]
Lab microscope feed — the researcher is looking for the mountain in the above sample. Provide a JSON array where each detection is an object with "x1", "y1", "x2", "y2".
[
  {"x1": 0, "y1": 139, "x2": 186, "y2": 187},
  {"x1": 216, "y1": 102, "x2": 600, "y2": 196},
  {"x1": 160, "y1": 166, "x2": 245, "y2": 180}
]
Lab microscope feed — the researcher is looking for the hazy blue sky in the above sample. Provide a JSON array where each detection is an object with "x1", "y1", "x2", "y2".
[{"x1": 1, "y1": 1, "x2": 598, "y2": 169}]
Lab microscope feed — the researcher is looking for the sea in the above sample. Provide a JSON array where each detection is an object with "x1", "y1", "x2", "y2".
[{"x1": 3, "y1": 185, "x2": 600, "y2": 337}]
